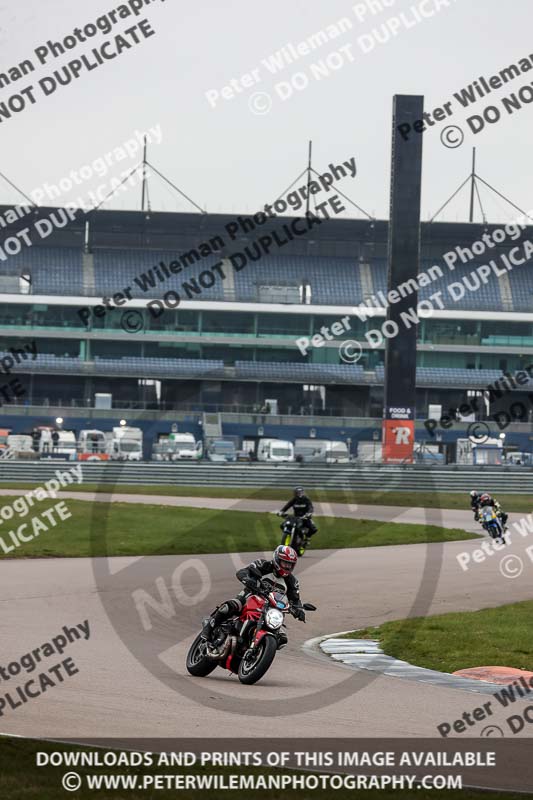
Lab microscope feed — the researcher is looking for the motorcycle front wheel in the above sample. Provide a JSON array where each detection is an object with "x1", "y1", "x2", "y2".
[
  {"x1": 238, "y1": 635, "x2": 277, "y2": 685},
  {"x1": 294, "y1": 534, "x2": 305, "y2": 556},
  {"x1": 186, "y1": 633, "x2": 218, "y2": 677}
]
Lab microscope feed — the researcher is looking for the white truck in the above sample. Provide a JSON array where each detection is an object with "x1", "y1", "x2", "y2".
[
  {"x1": 78, "y1": 430, "x2": 108, "y2": 461},
  {"x1": 39, "y1": 429, "x2": 78, "y2": 460},
  {"x1": 294, "y1": 438, "x2": 350, "y2": 463},
  {"x1": 107, "y1": 427, "x2": 143, "y2": 461},
  {"x1": 205, "y1": 439, "x2": 237, "y2": 462},
  {"x1": 153, "y1": 434, "x2": 202, "y2": 461},
  {"x1": 3, "y1": 435, "x2": 34, "y2": 460},
  {"x1": 256, "y1": 438, "x2": 294, "y2": 463}
]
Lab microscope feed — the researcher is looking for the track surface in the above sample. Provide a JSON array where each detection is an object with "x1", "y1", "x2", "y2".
[
  {"x1": 1, "y1": 487, "x2": 532, "y2": 800},
  {"x1": 0, "y1": 489, "x2": 482, "y2": 531},
  {"x1": 1, "y1": 495, "x2": 532, "y2": 750}
]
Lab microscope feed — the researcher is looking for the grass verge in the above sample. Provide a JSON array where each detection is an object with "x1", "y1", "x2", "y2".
[
  {"x1": 343, "y1": 600, "x2": 533, "y2": 674},
  {"x1": 0, "y1": 737, "x2": 522, "y2": 800},
  {"x1": 0, "y1": 498, "x2": 476, "y2": 558},
  {"x1": 0, "y1": 483, "x2": 531, "y2": 513}
]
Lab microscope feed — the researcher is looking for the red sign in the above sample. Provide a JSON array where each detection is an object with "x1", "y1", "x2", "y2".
[
  {"x1": 79, "y1": 452, "x2": 110, "y2": 461},
  {"x1": 382, "y1": 420, "x2": 415, "y2": 464}
]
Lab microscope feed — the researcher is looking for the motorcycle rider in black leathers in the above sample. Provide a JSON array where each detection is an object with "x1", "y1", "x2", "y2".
[
  {"x1": 201, "y1": 545, "x2": 304, "y2": 643},
  {"x1": 470, "y1": 490, "x2": 508, "y2": 527},
  {"x1": 277, "y1": 486, "x2": 318, "y2": 537}
]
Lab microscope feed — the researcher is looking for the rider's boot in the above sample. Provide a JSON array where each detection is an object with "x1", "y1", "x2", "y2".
[
  {"x1": 201, "y1": 617, "x2": 216, "y2": 642},
  {"x1": 201, "y1": 600, "x2": 239, "y2": 642}
]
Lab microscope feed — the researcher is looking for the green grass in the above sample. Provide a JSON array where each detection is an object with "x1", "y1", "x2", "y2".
[
  {"x1": 1, "y1": 482, "x2": 531, "y2": 512},
  {"x1": 0, "y1": 497, "x2": 477, "y2": 558},
  {"x1": 343, "y1": 600, "x2": 533, "y2": 674},
  {"x1": 0, "y1": 738, "x2": 522, "y2": 800}
]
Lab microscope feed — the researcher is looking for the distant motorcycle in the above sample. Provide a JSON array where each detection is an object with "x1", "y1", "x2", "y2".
[
  {"x1": 279, "y1": 513, "x2": 312, "y2": 556},
  {"x1": 186, "y1": 580, "x2": 317, "y2": 685},
  {"x1": 479, "y1": 505, "x2": 506, "y2": 543}
]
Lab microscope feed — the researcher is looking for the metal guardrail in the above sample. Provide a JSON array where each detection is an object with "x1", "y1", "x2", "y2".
[{"x1": 0, "y1": 462, "x2": 532, "y2": 492}]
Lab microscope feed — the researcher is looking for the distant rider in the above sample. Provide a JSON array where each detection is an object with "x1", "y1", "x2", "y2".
[
  {"x1": 470, "y1": 490, "x2": 508, "y2": 527},
  {"x1": 277, "y1": 486, "x2": 318, "y2": 538},
  {"x1": 201, "y1": 545, "x2": 304, "y2": 643}
]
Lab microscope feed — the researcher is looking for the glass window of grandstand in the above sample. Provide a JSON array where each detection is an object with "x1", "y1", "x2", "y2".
[
  {"x1": 418, "y1": 351, "x2": 524, "y2": 372},
  {"x1": 11, "y1": 337, "x2": 80, "y2": 357},
  {"x1": 202, "y1": 311, "x2": 254, "y2": 335},
  {"x1": 0, "y1": 304, "x2": 86, "y2": 329},
  {"x1": 313, "y1": 314, "x2": 367, "y2": 339},
  {"x1": 91, "y1": 341, "x2": 143, "y2": 358},
  {"x1": 145, "y1": 309, "x2": 199, "y2": 333},
  {"x1": 423, "y1": 319, "x2": 479, "y2": 345},
  {"x1": 144, "y1": 342, "x2": 201, "y2": 360},
  {"x1": 256, "y1": 313, "x2": 310, "y2": 338},
  {"x1": 0, "y1": 303, "x2": 33, "y2": 328},
  {"x1": 255, "y1": 348, "x2": 298, "y2": 363},
  {"x1": 480, "y1": 320, "x2": 533, "y2": 347}
]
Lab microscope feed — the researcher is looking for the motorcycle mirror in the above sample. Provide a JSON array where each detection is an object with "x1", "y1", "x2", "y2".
[{"x1": 303, "y1": 603, "x2": 317, "y2": 611}]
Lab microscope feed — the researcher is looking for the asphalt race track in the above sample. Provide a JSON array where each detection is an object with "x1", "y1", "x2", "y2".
[
  {"x1": 1, "y1": 496, "x2": 532, "y2": 758},
  {"x1": 0, "y1": 489, "x2": 483, "y2": 532}
]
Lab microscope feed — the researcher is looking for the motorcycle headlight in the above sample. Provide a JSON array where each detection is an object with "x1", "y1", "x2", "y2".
[{"x1": 265, "y1": 609, "x2": 284, "y2": 630}]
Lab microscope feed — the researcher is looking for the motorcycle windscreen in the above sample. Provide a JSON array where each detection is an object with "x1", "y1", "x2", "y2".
[{"x1": 270, "y1": 591, "x2": 289, "y2": 610}]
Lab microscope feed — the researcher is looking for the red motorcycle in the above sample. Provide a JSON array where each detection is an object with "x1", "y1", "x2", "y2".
[{"x1": 186, "y1": 580, "x2": 317, "y2": 685}]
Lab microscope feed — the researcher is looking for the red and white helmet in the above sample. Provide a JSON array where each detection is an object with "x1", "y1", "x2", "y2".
[
  {"x1": 273, "y1": 545, "x2": 297, "y2": 577},
  {"x1": 480, "y1": 492, "x2": 491, "y2": 506}
]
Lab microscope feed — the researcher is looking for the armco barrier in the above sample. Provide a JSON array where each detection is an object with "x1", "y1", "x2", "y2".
[{"x1": 0, "y1": 462, "x2": 532, "y2": 492}]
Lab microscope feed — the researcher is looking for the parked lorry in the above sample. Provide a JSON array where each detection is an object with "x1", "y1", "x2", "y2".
[
  {"x1": 152, "y1": 434, "x2": 202, "y2": 461},
  {"x1": 256, "y1": 438, "x2": 294, "y2": 463},
  {"x1": 107, "y1": 427, "x2": 143, "y2": 461},
  {"x1": 294, "y1": 438, "x2": 350, "y2": 463},
  {"x1": 38, "y1": 428, "x2": 78, "y2": 460},
  {"x1": 205, "y1": 439, "x2": 237, "y2": 462},
  {"x1": 0, "y1": 428, "x2": 11, "y2": 453},
  {"x1": 78, "y1": 430, "x2": 109, "y2": 461},
  {"x1": 2, "y1": 435, "x2": 35, "y2": 460}
]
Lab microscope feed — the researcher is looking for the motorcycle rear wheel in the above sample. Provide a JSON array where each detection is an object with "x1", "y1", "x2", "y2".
[
  {"x1": 186, "y1": 633, "x2": 218, "y2": 677},
  {"x1": 238, "y1": 636, "x2": 277, "y2": 685}
]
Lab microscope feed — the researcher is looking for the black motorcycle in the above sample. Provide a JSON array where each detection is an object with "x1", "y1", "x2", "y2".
[{"x1": 280, "y1": 513, "x2": 312, "y2": 556}]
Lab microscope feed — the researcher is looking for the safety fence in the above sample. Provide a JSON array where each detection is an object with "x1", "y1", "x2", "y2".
[{"x1": 0, "y1": 462, "x2": 532, "y2": 492}]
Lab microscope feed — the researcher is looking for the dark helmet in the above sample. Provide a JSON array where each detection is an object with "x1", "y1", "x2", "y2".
[
  {"x1": 293, "y1": 486, "x2": 305, "y2": 498},
  {"x1": 273, "y1": 545, "x2": 298, "y2": 577}
]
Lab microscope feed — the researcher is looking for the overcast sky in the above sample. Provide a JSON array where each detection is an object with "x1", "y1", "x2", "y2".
[{"x1": 0, "y1": 0, "x2": 531, "y2": 223}]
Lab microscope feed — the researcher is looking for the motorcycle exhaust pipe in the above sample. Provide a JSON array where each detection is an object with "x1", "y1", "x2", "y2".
[{"x1": 205, "y1": 635, "x2": 231, "y2": 661}]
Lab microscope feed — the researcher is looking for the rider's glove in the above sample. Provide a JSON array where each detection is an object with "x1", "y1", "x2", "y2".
[
  {"x1": 293, "y1": 606, "x2": 306, "y2": 622},
  {"x1": 276, "y1": 511, "x2": 284, "y2": 517},
  {"x1": 243, "y1": 577, "x2": 259, "y2": 591}
]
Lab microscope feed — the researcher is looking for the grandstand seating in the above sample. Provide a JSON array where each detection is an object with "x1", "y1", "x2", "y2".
[
  {"x1": 93, "y1": 356, "x2": 226, "y2": 378},
  {"x1": 508, "y1": 267, "x2": 533, "y2": 311},
  {"x1": 21, "y1": 356, "x2": 533, "y2": 390},
  {"x1": 369, "y1": 259, "x2": 504, "y2": 311},
  {"x1": 232, "y1": 255, "x2": 362, "y2": 304},
  {"x1": 374, "y1": 365, "x2": 532, "y2": 387},
  {"x1": 15, "y1": 353, "x2": 369, "y2": 384},
  {"x1": 235, "y1": 361, "x2": 366, "y2": 384},
  {"x1": 92, "y1": 249, "x2": 227, "y2": 300},
  {"x1": 0, "y1": 248, "x2": 83, "y2": 294},
  {"x1": 2, "y1": 245, "x2": 533, "y2": 311}
]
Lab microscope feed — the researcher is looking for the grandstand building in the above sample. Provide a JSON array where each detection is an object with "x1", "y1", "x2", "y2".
[{"x1": 1, "y1": 204, "x2": 533, "y2": 457}]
